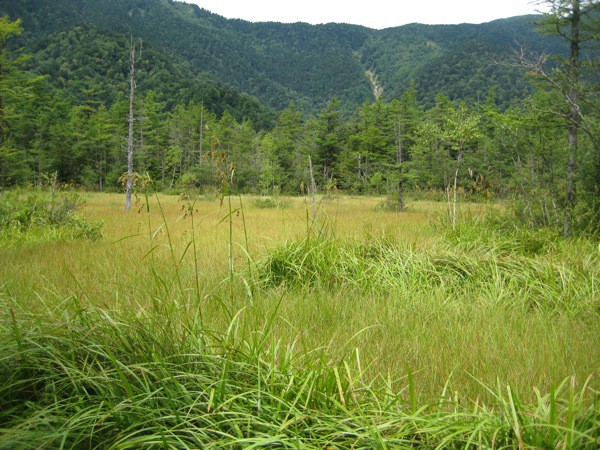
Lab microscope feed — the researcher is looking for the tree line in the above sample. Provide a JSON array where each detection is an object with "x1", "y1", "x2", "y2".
[{"x1": 1, "y1": 1, "x2": 598, "y2": 234}]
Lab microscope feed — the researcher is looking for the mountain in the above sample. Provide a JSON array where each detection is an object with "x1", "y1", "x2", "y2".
[
  {"x1": 359, "y1": 16, "x2": 562, "y2": 106},
  {"x1": 23, "y1": 23, "x2": 276, "y2": 127},
  {"x1": 1, "y1": 0, "x2": 565, "y2": 114}
]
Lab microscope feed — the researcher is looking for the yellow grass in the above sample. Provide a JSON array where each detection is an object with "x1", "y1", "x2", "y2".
[{"x1": 1, "y1": 192, "x2": 597, "y2": 403}]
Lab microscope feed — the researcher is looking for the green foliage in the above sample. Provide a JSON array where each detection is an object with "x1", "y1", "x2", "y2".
[
  {"x1": 1, "y1": 0, "x2": 565, "y2": 113},
  {"x1": 1, "y1": 287, "x2": 597, "y2": 448},
  {"x1": 375, "y1": 197, "x2": 406, "y2": 211},
  {"x1": 0, "y1": 1, "x2": 597, "y2": 236},
  {"x1": 0, "y1": 190, "x2": 597, "y2": 447},
  {"x1": 0, "y1": 17, "x2": 40, "y2": 186},
  {"x1": 0, "y1": 2, "x2": 597, "y2": 442},
  {"x1": 0, "y1": 186, "x2": 102, "y2": 242},
  {"x1": 360, "y1": 17, "x2": 563, "y2": 107},
  {"x1": 23, "y1": 23, "x2": 274, "y2": 125},
  {"x1": 251, "y1": 196, "x2": 289, "y2": 209},
  {"x1": 257, "y1": 223, "x2": 597, "y2": 314}
]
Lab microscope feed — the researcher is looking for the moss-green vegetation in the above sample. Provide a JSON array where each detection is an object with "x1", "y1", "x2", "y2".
[
  {"x1": 0, "y1": 187, "x2": 102, "y2": 244},
  {"x1": 1, "y1": 193, "x2": 597, "y2": 448},
  {"x1": 3, "y1": 0, "x2": 554, "y2": 112}
]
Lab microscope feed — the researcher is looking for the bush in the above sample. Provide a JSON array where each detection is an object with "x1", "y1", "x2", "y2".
[
  {"x1": 375, "y1": 198, "x2": 406, "y2": 211},
  {"x1": 252, "y1": 196, "x2": 289, "y2": 209},
  {"x1": 0, "y1": 188, "x2": 102, "y2": 242}
]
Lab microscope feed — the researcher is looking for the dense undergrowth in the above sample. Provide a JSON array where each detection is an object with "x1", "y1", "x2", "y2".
[
  {"x1": 0, "y1": 188, "x2": 102, "y2": 243},
  {"x1": 257, "y1": 218, "x2": 598, "y2": 316}
]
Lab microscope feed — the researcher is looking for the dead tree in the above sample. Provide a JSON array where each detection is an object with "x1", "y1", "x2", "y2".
[{"x1": 125, "y1": 36, "x2": 142, "y2": 212}]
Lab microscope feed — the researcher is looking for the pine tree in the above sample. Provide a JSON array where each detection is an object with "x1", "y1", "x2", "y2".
[{"x1": 0, "y1": 18, "x2": 25, "y2": 185}]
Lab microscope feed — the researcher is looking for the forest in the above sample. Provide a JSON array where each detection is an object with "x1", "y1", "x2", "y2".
[
  {"x1": 0, "y1": 0, "x2": 599, "y2": 448},
  {"x1": 1, "y1": 0, "x2": 566, "y2": 110},
  {"x1": 0, "y1": 1, "x2": 598, "y2": 233}
]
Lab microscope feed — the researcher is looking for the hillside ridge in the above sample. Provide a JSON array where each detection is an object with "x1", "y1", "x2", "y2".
[{"x1": 1, "y1": 0, "x2": 564, "y2": 111}]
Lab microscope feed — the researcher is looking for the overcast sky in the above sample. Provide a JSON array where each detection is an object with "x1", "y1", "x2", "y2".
[{"x1": 182, "y1": 0, "x2": 545, "y2": 29}]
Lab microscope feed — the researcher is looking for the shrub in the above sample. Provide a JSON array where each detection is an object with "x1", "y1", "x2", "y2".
[
  {"x1": 252, "y1": 196, "x2": 289, "y2": 209},
  {"x1": 375, "y1": 198, "x2": 407, "y2": 211},
  {"x1": 0, "y1": 188, "x2": 102, "y2": 242}
]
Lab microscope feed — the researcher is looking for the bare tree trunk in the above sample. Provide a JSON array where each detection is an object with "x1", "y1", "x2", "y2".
[
  {"x1": 125, "y1": 36, "x2": 137, "y2": 212},
  {"x1": 452, "y1": 150, "x2": 463, "y2": 230},
  {"x1": 308, "y1": 155, "x2": 317, "y2": 221}
]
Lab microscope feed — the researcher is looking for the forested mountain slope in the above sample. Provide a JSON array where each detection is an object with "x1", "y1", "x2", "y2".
[
  {"x1": 360, "y1": 16, "x2": 560, "y2": 106},
  {"x1": 1, "y1": 0, "x2": 564, "y2": 112},
  {"x1": 26, "y1": 23, "x2": 275, "y2": 127}
]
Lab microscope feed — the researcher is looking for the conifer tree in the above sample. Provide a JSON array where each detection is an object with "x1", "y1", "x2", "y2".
[{"x1": 0, "y1": 18, "x2": 24, "y2": 184}]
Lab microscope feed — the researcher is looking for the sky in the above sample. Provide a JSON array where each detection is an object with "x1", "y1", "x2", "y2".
[{"x1": 182, "y1": 0, "x2": 546, "y2": 29}]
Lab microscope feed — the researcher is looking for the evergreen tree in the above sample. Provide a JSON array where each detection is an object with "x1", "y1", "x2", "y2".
[
  {"x1": 315, "y1": 97, "x2": 345, "y2": 185},
  {"x1": 266, "y1": 103, "x2": 304, "y2": 192},
  {"x1": 0, "y1": 18, "x2": 27, "y2": 184},
  {"x1": 389, "y1": 85, "x2": 420, "y2": 210}
]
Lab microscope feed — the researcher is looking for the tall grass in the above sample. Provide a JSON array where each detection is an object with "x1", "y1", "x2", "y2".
[
  {"x1": 0, "y1": 188, "x2": 102, "y2": 244},
  {"x1": 2, "y1": 300, "x2": 598, "y2": 448},
  {"x1": 257, "y1": 220, "x2": 597, "y2": 315},
  {"x1": 0, "y1": 193, "x2": 598, "y2": 448}
]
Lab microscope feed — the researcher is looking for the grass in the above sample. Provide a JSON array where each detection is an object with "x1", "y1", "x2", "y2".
[
  {"x1": 0, "y1": 191, "x2": 598, "y2": 448},
  {"x1": 2, "y1": 302, "x2": 598, "y2": 449}
]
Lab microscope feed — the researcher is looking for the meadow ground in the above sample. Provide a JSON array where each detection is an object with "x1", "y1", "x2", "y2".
[{"x1": 1, "y1": 192, "x2": 598, "y2": 448}]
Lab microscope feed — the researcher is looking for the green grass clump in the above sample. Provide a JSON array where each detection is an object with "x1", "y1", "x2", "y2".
[
  {"x1": 0, "y1": 189, "x2": 102, "y2": 243},
  {"x1": 256, "y1": 232, "x2": 598, "y2": 315},
  {"x1": 2, "y1": 302, "x2": 598, "y2": 449},
  {"x1": 252, "y1": 196, "x2": 290, "y2": 209},
  {"x1": 438, "y1": 214, "x2": 564, "y2": 256}
]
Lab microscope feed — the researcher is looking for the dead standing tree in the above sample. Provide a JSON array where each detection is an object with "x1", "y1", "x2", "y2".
[{"x1": 125, "y1": 36, "x2": 142, "y2": 212}]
